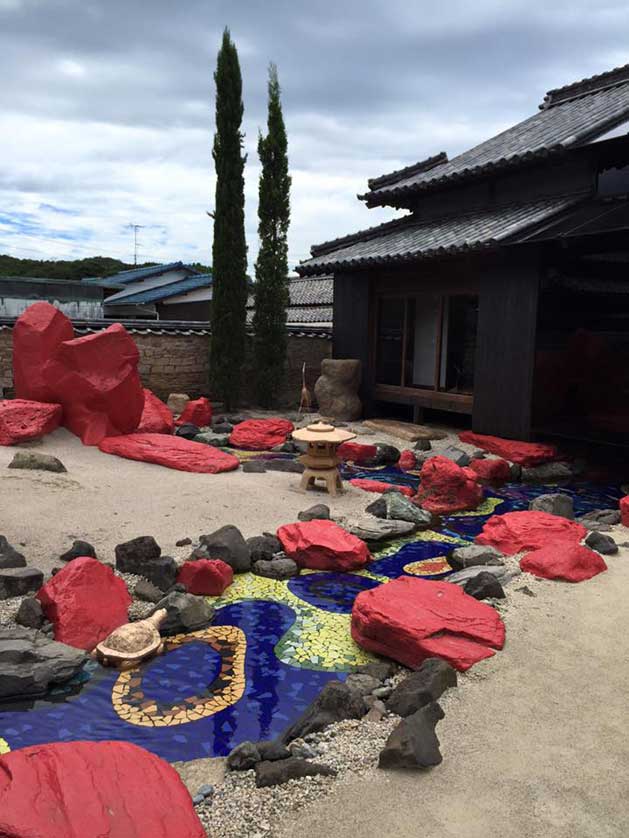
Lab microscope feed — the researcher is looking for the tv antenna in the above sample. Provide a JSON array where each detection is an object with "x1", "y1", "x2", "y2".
[{"x1": 128, "y1": 224, "x2": 145, "y2": 265}]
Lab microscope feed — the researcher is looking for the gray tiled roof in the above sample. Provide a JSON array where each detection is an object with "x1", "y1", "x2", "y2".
[
  {"x1": 362, "y1": 64, "x2": 629, "y2": 206},
  {"x1": 246, "y1": 305, "x2": 332, "y2": 325},
  {"x1": 246, "y1": 276, "x2": 333, "y2": 322},
  {"x1": 297, "y1": 195, "x2": 579, "y2": 276}
]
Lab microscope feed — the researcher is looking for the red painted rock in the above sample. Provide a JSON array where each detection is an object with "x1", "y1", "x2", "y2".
[
  {"x1": 469, "y1": 457, "x2": 511, "y2": 483},
  {"x1": 277, "y1": 519, "x2": 371, "y2": 571},
  {"x1": 137, "y1": 389, "x2": 175, "y2": 434},
  {"x1": 175, "y1": 397, "x2": 213, "y2": 428},
  {"x1": 414, "y1": 456, "x2": 483, "y2": 514},
  {"x1": 37, "y1": 557, "x2": 132, "y2": 650},
  {"x1": 0, "y1": 399, "x2": 62, "y2": 445},
  {"x1": 12, "y1": 302, "x2": 74, "y2": 403},
  {"x1": 229, "y1": 418, "x2": 294, "y2": 450},
  {"x1": 337, "y1": 441, "x2": 377, "y2": 463},
  {"x1": 351, "y1": 576, "x2": 505, "y2": 672},
  {"x1": 350, "y1": 478, "x2": 415, "y2": 497},
  {"x1": 177, "y1": 559, "x2": 233, "y2": 595},
  {"x1": 459, "y1": 431, "x2": 557, "y2": 467},
  {"x1": 50, "y1": 324, "x2": 145, "y2": 445},
  {"x1": 621, "y1": 496, "x2": 629, "y2": 527},
  {"x1": 520, "y1": 542, "x2": 607, "y2": 583},
  {"x1": 397, "y1": 449, "x2": 418, "y2": 471},
  {"x1": 99, "y1": 432, "x2": 240, "y2": 473},
  {"x1": 476, "y1": 510, "x2": 587, "y2": 554},
  {"x1": 0, "y1": 740, "x2": 205, "y2": 838}
]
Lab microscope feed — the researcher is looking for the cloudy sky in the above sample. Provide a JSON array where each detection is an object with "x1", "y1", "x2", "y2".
[{"x1": 1, "y1": 0, "x2": 628, "y2": 273}]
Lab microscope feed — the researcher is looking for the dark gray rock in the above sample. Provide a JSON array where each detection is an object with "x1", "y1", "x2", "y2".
[
  {"x1": 198, "y1": 525, "x2": 251, "y2": 573},
  {"x1": 59, "y1": 540, "x2": 97, "y2": 563},
  {"x1": 246, "y1": 535, "x2": 281, "y2": 563},
  {"x1": 264, "y1": 459, "x2": 305, "y2": 474},
  {"x1": 8, "y1": 451, "x2": 66, "y2": 473},
  {"x1": 439, "y1": 446, "x2": 470, "y2": 467},
  {"x1": 510, "y1": 463, "x2": 522, "y2": 481},
  {"x1": 382, "y1": 493, "x2": 432, "y2": 527},
  {"x1": 378, "y1": 702, "x2": 445, "y2": 770},
  {"x1": 386, "y1": 658, "x2": 457, "y2": 718},
  {"x1": 529, "y1": 493, "x2": 574, "y2": 519},
  {"x1": 194, "y1": 433, "x2": 230, "y2": 447},
  {"x1": 448, "y1": 543, "x2": 504, "y2": 571},
  {"x1": 227, "y1": 414, "x2": 248, "y2": 426},
  {"x1": 578, "y1": 508, "x2": 621, "y2": 526},
  {"x1": 0, "y1": 626, "x2": 87, "y2": 700},
  {"x1": 365, "y1": 497, "x2": 387, "y2": 518},
  {"x1": 0, "y1": 536, "x2": 26, "y2": 569},
  {"x1": 357, "y1": 660, "x2": 397, "y2": 681},
  {"x1": 280, "y1": 681, "x2": 366, "y2": 743},
  {"x1": 414, "y1": 439, "x2": 432, "y2": 452},
  {"x1": 342, "y1": 517, "x2": 415, "y2": 543},
  {"x1": 134, "y1": 578, "x2": 165, "y2": 603},
  {"x1": 175, "y1": 423, "x2": 200, "y2": 440},
  {"x1": 464, "y1": 571, "x2": 505, "y2": 600},
  {"x1": 252, "y1": 559, "x2": 299, "y2": 580},
  {"x1": 522, "y1": 462, "x2": 573, "y2": 483},
  {"x1": 345, "y1": 673, "x2": 381, "y2": 695},
  {"x1": 448, "y1": 565, "x2": 518, "y2": 587},
  {"x1": 242, "y1": 460, "x2": 267, "y2": 473},
  {"x1": 258, "y1": 740, "x2": 291, "y2": 762},
  {"x1": 15, "y1": 597, "x2": 44, "y2": 629},
  {"x1": 227, "y1": 741, "x2": 261, "y2": 770},
  {"x1": 585, "y1": 531, "x2": 619, "y2": 555},
  {"x1": 517, "y1": 585, "x2": 536, "y2": 597},
  {"x1": 175, "y1": 537, "x2": 192, "y2": 547},
  {"x1": 578, "y1": 520, "x2": 611, "y2": 532},
  {"x1": 150, "y1": 591, "x2": 214, "y2": 635},
  {"x1": 115, "y1": 536, "x2": 176, "y2": 590},
  {"x1": 298, "y1": 504, "x2": 331, "y2": 522},
  {"x1": 0, "y1": 567, "x2": 44, "y2": 600},
  {"x1": 255, "y1": 757, "x2": 336, "y2": 788},
  {"x1": 210, "y1": 423, "x2": 233, "y2": 435},
  {"x1": 366, "y1": 443, "x2": 401, "y2": 466}
]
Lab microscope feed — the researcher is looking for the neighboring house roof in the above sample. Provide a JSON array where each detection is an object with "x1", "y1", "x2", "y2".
[
  {"x1": 361, "y1": 63, "x2": 629, "y2": 207},
  {"x1": 297, "y1": 195, "x2": 579, "y2": 276},
  {"x1": 83, "y1": 261, "x2": 199, "y2": 289},
  {"x1": 104, "y1": 274, "x2": 212, "y2": 306},
  {"x1": 245, "y1": 275, "x2": 333, "y2": 324}
]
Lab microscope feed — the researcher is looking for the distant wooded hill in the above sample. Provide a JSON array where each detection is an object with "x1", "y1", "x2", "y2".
[{"x1": 0, "y1": 255, "x2": 211, "y2": 282}]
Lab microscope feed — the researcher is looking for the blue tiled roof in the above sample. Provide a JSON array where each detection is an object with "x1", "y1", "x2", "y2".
[
  {"x1": 104, "y1": 273, "x2": 212, "y2": 305},
  {"x1": 83, "y1": 262, "x2": 199, "y2": 288}
]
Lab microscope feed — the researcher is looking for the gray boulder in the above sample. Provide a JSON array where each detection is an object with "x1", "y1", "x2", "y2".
[
  {"x1": 194, "y1": 433, "x2": 230, "y2": 448},
  {"x1": 0, "y1": 626, "x2": 87, "y2": 700},
  {"x1": 439, "y1": 446, "x2": 470, "y2": 467},
  {"x1": 252, "y1": 559, "x2": 299, "y2": 580},
  {"x1": 0, "y1": 567, "x2": 44, "y2": 600},
  {"x1": 280, "y1": 681, "x2": 366, "y2": 743},
  {"x1": 115, "y1": 535, "x2": 161, "y2": 569},
  {"x1": 264, "y1": 459, "x2": 304, "y2": 474},
  {"x1": 298, "y1": 504, "x2": 330, "y2": 522},
  {"x1": 15, "y1": 597, "x2": 44, "y2": 629},
  {"x1": 448, "y1": 543, "x2": 504, "y2": 571},
  {"x1": 529, "y1": 493, "x2": 574, "y2": 519},
  {"x1": 0, "y1": 536, "x2": 26, "y2": 569},
  {"x1": 8, "y1": 451, "x2": 66, "y2": 473},
  {"x1": 578, "y1": 508, "x2": 621, "y2": 526},
  {"x1": 341, "y1": 517, "x2": 415, "y2": 543},
  {"x1": 345, "y1": 673, "x2": 381, "y2": 695},
  {"x1": 357, "y1": 660, "x2": 397, "y2": 681},
  {"x1": 447, "y1": 564, "x2": 520, "y2": 587},
  {"x1": 414, "y1": 439, "x2": 432, "y2": 452},
  {"x1": 198, "y1": 525, "x2": 251, "y2": 573},
  {"x1": 367, "y1": 493, "x2": 432, "y2": 528},
  {"x1": 255, "y1": 757, "x2": 336, "y2": 788},
  {"x1": 367, "y1": 443, "x2": 401, "y2": 466},
  {"x1": 379, "y1": 702, "x2": 445, "y2": 770},
  {"x1": 585, "y1": 531, "x2": 619, "y2": 555},
  {"x1": 227, "y1": 741, "x2": 261, "y2": 771},
  {"x1": 521, "y1": 462, "x2": 573, "y2": 483},
  {"x1": 464, "y1": 571, "x2": 506, "y2": 600},
  {"x1": 175, "y1": 423, "x2": 200, "y2": 440},
  {"x1": 242, "y1": 460, "x2": 267, "y2": 473},
  {"x1": 150, "y1": 591, "x2": 214, "y2": 635},
  {"x1": 134, "y1": 578, "x2": 165, "y2": 603},
  {"x1": 59, "y1": 540, "x2": 97, "y2": 562},
  {"x1": 386, "y1": 658, "x2": 457, "y2": 718},
  {"x1": 246, "y1": 535, "x2": 281, "y2": 563}
]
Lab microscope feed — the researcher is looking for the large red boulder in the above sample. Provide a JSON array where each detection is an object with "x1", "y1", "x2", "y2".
[
  {"x1": 12, "y1": 302, "x2": 74, "y2": 403},
  {"x1": 477, "y1": 510, "x2": 586, "y2": 554},
  {"x1": 136, "y1": 389, "x2": 175, "y2": 434},
  {"x1": 50, "y1": 324, "x2": 145, "y2": 445},
  {"x1": 520, "y1": 542, "x2": 607, "y2": 582},
  {"x1": 459, "y1": 431, "x2": 558, "y2": 466},
  {"x1": 277, "y1": 519, "x2": 371, "y2": 571},
  {"x1": 337, "y1": 441, "x2": 377, "y2": 463},
  {"x1": 0, "y1": 740, "x2": 205, "y2": 838},
  {"x1": 0, "y1": 399, "x2": 62, "y2": 445},
  {"x1": 37, "y1": 557, "x2": 131, "y2": 650},
  {"x1": 174, "y1": 396, "x2": 213, "y2": 428},
  {"x1": 621, "y1": 496, "x2": 629, "y2": 527},
  {"x1": 469, "y1": 457, "x2": 511, "y2": 483},
  {"x1": 352, "y1": 576, "x2": 505, "y2": 672},
  {"x1": 99, "y1": 432, "x2": 240, "y2": 473},
  {"x1": 350, "y1": 478, "x2": 415, "y2": 497},
  {"x1": 229, "y1": 418, "x2": 294, "y2": 450},
  {"x1": 414, "y1": 456, "x2": 483, "y2": 514},
  {"x1": 398, "y1": 449, "x2": 418, "y2": 471},
  {"x1": 177, "y1": 558, "x2": 233, "y2": 595}
]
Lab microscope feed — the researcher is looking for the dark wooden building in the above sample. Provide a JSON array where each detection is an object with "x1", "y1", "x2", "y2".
[{"x1": 297, "y1": 64, "x2": 629, "y2": 446}]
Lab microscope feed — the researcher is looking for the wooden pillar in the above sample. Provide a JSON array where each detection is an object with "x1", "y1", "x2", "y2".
[{"x1": 332, "y1": 272, "x2": 373, "y2": 414}]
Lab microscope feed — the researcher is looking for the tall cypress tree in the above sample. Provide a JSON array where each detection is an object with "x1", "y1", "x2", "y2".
[
  {"x1": 210, "y1": 28, "x2": 248, "y2": 410},
  {"x1": 252, "y1": 64, "x2": 291, "y2": 406}
]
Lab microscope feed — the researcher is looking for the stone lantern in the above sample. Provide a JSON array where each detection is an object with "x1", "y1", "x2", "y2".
[{"x1": 292, "y1": 421, "x2": 356, "y2": 496}]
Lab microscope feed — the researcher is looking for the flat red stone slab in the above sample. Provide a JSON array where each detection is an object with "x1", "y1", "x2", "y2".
[
  {"x1": 350, "y1": 478, "x2": 415, "y2": 497},
  {"x1": 459, "y1": 431, "x2": 558, "y2": 466},
  {"x1": 476, "y1": 510, "x2": 587, "y2": 554},
  {"x1": 352, "y1": 576, "x2": 505, "y2": 672},
  {"x1": 229, "y1": 418, "x2": 294, "y2": 450},
  {"x1": 0, "y1": 399, "x2": 62, "y2": 445},
  {"x1": 99, "y1": 432, "x2": 240, "y2": 473},
  {"x1": 0, "y1": 741, "x2": 205, "y2": 838},
  {"x1": 277, "y1": 519, "x2": 371, "y2": 571},
  {"x1": 520, "y1": 542, "x2": 607, "y2": 582}
]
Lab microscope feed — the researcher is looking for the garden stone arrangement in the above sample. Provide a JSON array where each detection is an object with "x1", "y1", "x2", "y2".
[{"x1": 1, "y1": 302, "x2": 628, "y2": 836}]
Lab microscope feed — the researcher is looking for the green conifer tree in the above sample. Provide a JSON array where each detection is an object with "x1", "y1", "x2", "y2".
[
  {"x1": 210, "y1": 28, "x2": 248, "y2": 410},
  {"x1": 252, "y1": 64, "x2": 291, "y2": 406}
]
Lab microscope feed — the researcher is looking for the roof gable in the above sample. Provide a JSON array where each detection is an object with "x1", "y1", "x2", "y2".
[{"x1": 104, "y1": 273, "x2": 212, "y2": 305}]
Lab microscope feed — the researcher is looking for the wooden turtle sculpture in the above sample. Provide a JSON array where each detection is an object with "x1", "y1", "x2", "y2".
[{"x1": 93, "y1": 608, "x2": 168, "y2": 670}]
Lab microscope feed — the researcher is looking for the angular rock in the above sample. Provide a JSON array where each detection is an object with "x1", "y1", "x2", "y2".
[
  {"x1": 229, "y1": 418, "x2": 294, "y2": 451},
  {"x1": 366, "y1": 443, "x2": 401, "y2": 467},
  {"x1": 0, "y1": 741, "x2": 206, "y2": 838},
  {"x1": 134, "y1": 578, "x2": 165, "y2": 603},
  {"x1": 364, "y1": 699, "x2": 387, "y2": 722},
  {"x1": 439, "y1": 446, "x2": 470, "y2": 467},
  {"x1": 115, "y1": 536, "x2": 176, "y2": 590},
  {"x1": 277, "y1": 519, "x2": 371, "y2": 572},
  {"x1": 415, "y1": 455, "x2": 482, "y2": 515},
  {"x1": 345, "y1": 673, "x2": 381, "y2": 695},
  {"x1": 258, "y1": 740, "x2": 291, "y2": 762},
  {"x1": 529, "y1": 493, "x2": 574, "y2": 520},
  {"x1": 521, "y1": 462, "x2": 574, "y2": 483},
  {"x1": 380, "y1": 492, "x2": 433, "y2": 528},
  {"x1": 464, "y1": 571, "x2": 506, "y2": 600},
  {"x1": 414, "y1": 439, "x2": 432, "y2": 452},
  {"x1": 458, "y1": 431, "x2": 558, "y2": 466},
  {"x1": 341, "y1": 516, "x2": 415, "y2": 543},
  {"x1": 0, "y1": 535, "x2": 26, "y2": 569},
  {"x1": 398, "y1": 449, "x2": 418, "y2": 471},
  {"x1": 280, "y1": 681, "x2": 367, "y2": 743},
  {"x1": 194, "y1": 433, "x2": 230, "y2": 448},
  {"x1": 314, "y1": 358, "x2": 362, "y2": 421},
  {"x1": 350, "y1": 478, "x2": 414, "y2": 497},
  {"x1": 446, "y1": 565, "x2": 519, "y2": 587},
  {"x1": 137, "y1": 389, "x2": 175, "y2": 434},
  {"x1": 174, "y1": 423, "x2": 200, "y2": 440},
  {"x1": 378, "y1": 702, "x2": 444, "y2": 770},
  {"x1": 176, "y1": 537, "x2": 192, "y2": 547},
  {"x1": 211, "y1": 423, "x2": 233, "y2": 435},
  {"x1": 357, "y1": 660, "x2": 398, "y2": 681},
  {"x1": 15, "y1": 596, "x2": 44, "y2": 629},
  {"x1": 585, "y1": 531, "x2": 619, "y2": 555},
  {"x1": 352, "y1": 577, "x2": 505, "y2": 672},
  {"x1": 520, "y1": 543, "x2": 607, "y2": 583},
  {"x1": 59, "y1": 539, "x2": 96, "y2": 563},
  {"x1": 263, "y1": 458, "x2": 305, "y2": 474},
  {"x1": 166, "y1": 393, "x2": 190, "y2": 416},
  {"x1": 246, "y1": 535, "x2": 281, "y2": 563},
  {"x1": 100, "y1": 433, "x2": 239, "y2": 473},
  {"x1": 255, "y1": 757, "x2": 336, "y2": 788},
  {"x1": 37, "y1": 558, "x2": 131, "y2": 650},
  {"x1": 150, "y1": 591, "x2": 214, "y2": 635},
  {"x1": 177, "y1": 559, "x2": 233, "y2": 596},
  {"x1": 337, "y1": 441, "x2": 377, "y2": 463},
  {"x1": 468, "y1": 457, "x2": 511, "y2": 483},
  {"x1": 198, "y1": 525, "x2": 251, "y2": 573},
  {"x1": 12, "y1": 301, "x2": 75, "y2": 403},
  {"x1": 0, "y1": 399, "x2": 62, "y2": 446},
  {"x1": 8, "y1": 450, "x2": 66, "y2": 473},
  {"x1": 298, "y1": 504, "x2": 331, "y2": 522},
  {"x1": 175, "y1": 397, "x2": 212, "y2": 428},
  {"x1": 364, "y1": 497, "x2": 387, "y2": 518},
  {"x1": 252, "y1": 558, "x2": 299, "y2": 580},
  {"x1": 448, "y1": 543, "x2": 504, "y2": 571},
  {"x1": 577, "y1": 508, "x2": 621, "y2": 526},
  {"x1": 0, "y1": 567, "x2": 44, "y2": 599},
  {"x1": 386, "y1": 658, "x2": 457, "y2": 717},
  {"x1": 0, "y1": 625, "x2": 87, "y2": 700},
  {"x1": 477, "y1": 511, "x2": 587, "y2": 554},
  {"x1": 242, "y1": 460, "x2": 267, "y2": 473},
  {"x1": 227, "y1": 741, "x2": 261, "y2": 771}
]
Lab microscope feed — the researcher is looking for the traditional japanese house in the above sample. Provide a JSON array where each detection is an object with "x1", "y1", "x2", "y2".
[{"x1": 297, "y1": 64, "x2": 629, "y2": 446}]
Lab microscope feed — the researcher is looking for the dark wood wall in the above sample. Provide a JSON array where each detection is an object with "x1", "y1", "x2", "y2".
[{"x1": 332, "y1": 272, "x2": 373, "y2": 410}]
